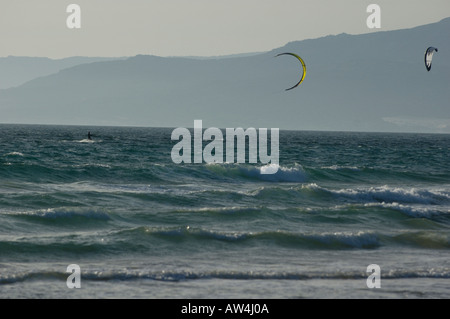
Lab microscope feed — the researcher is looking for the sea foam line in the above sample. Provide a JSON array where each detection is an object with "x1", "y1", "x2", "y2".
[
  {"x1": 2, "y1": 267, "x2": 450, "y2": 285},
  {"x1": 363, "y1": 202, "x2": 450, "y2": 218},
  {"x1": 301, "y1": 183, "x2": 450, "y2": 205},
  {"x1": 120, "y1": 226, "x2": 381, "y2": 249},
  {"x1": 3, "y1": 207, "x2": 111, "y2": 220},
  {"x1": 206, "y1": 163, "x2": 307, "y2": 182},
  {"x1": 4, "y1": 152, "x2": 24, "y2": 157}
]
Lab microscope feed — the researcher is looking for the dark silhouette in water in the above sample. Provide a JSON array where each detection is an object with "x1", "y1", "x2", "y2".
[{"x1": 88, "y1": 131, "x2": 92, "y2": 140}]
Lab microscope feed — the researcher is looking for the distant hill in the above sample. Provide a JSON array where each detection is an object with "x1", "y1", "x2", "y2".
[
  {"x1": 0, "y1": 56, "x2": 126, "y2": 89},
  {"x1": 1, "y1": 18, "x2": 449, "y2": 132}
]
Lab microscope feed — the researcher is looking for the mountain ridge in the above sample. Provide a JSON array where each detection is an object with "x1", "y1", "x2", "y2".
[
  {"x1": 1, "y1": 18, "x2": 449, "y2": 133},
  {"x1": 0, "y1": 56, "x2": 127, "y2": 90}
]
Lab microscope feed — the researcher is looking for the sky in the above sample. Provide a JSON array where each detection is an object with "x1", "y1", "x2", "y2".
[{"x1": 1, "y1": 0, "x2": 450, "y2": 59}]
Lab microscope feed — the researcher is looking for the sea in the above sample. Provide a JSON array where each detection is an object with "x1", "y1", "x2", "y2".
[{"x1": 0, "y1": 124, "x2": 449, "y2": 299}]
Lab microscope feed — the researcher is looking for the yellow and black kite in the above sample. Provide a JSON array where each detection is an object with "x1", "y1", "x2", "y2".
[{"x1": 276, "y1": 52, "x2": 307, "y2": 91}]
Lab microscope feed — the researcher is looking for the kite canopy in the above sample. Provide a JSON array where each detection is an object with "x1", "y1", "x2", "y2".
[
  {"x1": 276, "y1": 52, "x2": 306, "y2": 90},
  {"x1": 424, "y1": 47, "x2": 438, "y2": 71}
]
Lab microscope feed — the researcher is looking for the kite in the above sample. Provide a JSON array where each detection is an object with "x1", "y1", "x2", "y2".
[
  {"x1": 424, "y1": 47, "x2": 438, "y2": 71},
  {"x1": 275, "y1": 52, "x2": 306, "y2": 90}
]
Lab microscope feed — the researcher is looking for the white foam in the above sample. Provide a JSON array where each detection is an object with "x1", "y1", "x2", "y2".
[
  {"x1": 247, "y1": 164, "x2": 307, "y2": 182},
  {"x1": 329, "y1": 185, "x2": 450, "y2": 205},
  {"x1": 306, "y1": 230, "x2": 380, "y2": 248},
  {"x1": 4, "y1": 152, "x2": 24, "y2": 157},
  {"x1": 2, "y1": 267, "x2": 450, "y2": 286},
  {"x1": 72, "y1": 163, "x2": 112, "y2": 169},
  {"x1": 364, "y1": 202, "x2": 450, "y2": 218},
  {"x1": 321, "y1": 165, "x2": 360, "y2": 171},
  {"x1": 205, "y1": 162, "x2": 307, "y2": 182},
  {"x1": 15, "y1": 208, "x2": 111, "y2": 220},
  {"x1": 78, "y1": 139, "x2": 99, "y2": 143}
]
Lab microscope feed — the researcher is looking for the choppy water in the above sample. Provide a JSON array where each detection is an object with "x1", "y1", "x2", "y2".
[{"x1": 0, "y1": 124, "x2": 449, "y2": 298}]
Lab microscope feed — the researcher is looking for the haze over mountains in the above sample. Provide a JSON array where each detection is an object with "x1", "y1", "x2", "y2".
[
  {"x1": 0, "y1": 57, "x2": 125, "y2": 90},
  {"x1": 1, "y1": 18, "x2": 449, "y2": 133}
]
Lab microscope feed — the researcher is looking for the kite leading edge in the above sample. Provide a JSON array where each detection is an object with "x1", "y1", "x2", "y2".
[{"x1": 276, "y1": 52, "x2": 307, "y2": 91}]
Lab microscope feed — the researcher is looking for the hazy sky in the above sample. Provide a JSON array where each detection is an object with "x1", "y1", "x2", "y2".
[{"x1": 1, "y1": 0, "x2": 450, "y2": 58}]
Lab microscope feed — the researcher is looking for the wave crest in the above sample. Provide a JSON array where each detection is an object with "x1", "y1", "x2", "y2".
[
  {"x1": 206, "y1": 163, "x2": 307, "y2": 182},
  {"x1": 3, "y1": 267, "x2": 450, "y2": 285},
  {"x1": 6, "y1": 208, "x2": 111, "y2": 221}
]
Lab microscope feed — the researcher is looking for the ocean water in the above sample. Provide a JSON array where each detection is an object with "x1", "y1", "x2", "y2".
[{"x1": 0, "y1": 124, "x2": 449, "y2": 299}]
